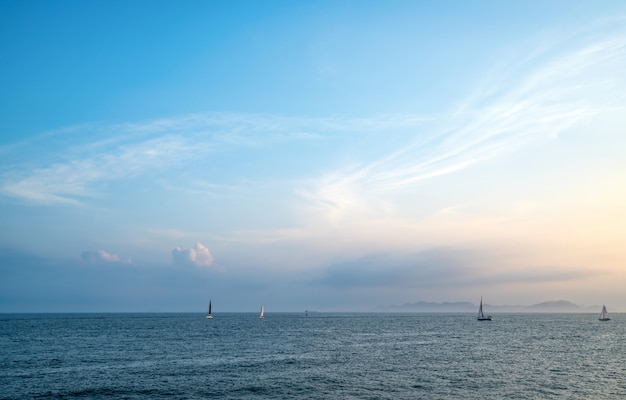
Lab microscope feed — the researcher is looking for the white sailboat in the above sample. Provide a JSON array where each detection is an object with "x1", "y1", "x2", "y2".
[
  {"x1": 205, "y1": 300, "x2": 213, "y2": 319},
  {"x1": 599, "y1": 305, "x2": 610, "y2": 321},
  {"x1": 477, "y1": 297, "x2": 492, "y2": 321},
  {"x1": 258, "y1": 305, "x2": 265, "y2": 319}
]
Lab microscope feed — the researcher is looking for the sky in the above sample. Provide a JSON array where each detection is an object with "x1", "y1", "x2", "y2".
[{"x1": 1, "y1": 0, "x2": 626, "y2": 312}]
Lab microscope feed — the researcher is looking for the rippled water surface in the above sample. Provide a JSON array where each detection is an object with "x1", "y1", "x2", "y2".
[{"x1": 1, "y1": 313, "x2": 625, "y2": 399}]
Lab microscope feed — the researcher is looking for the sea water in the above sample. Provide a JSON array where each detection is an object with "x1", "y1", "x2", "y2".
[{"x1": 1, "y1": 313, "x2": 624, "y2": 399}]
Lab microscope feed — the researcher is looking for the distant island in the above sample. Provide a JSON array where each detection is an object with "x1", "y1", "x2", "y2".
[{"x1": 383, "y1": 300, "x2": 604, "y2": 313}]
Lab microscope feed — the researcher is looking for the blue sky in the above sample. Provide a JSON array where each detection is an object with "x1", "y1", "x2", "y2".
[{"x1": 2, "y1": 1, "x2": 626, "y2": 312}]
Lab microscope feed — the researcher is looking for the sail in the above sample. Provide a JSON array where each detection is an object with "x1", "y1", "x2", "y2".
[
  {"x1": 599, "y1": 305, "x2": 610, "y2": 321},
  {"x1": 477, "y1": 297, "x2": 492, "y2": 321},
  {"x1": 259, "y1": 305, "x2": 265, "y2": 319},
  {"x1": 206, "y1": 300, "x2": 213, "y2": 318}
]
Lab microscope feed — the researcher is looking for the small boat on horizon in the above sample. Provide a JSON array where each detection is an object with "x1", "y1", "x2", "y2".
[
  {"x1": 258, "y1": 305, "x2": 265, "y2": 319},
  {"x1": 599, "y1": 304, "x2": 610, "y2": 321},
  {"x1": 205, "y1": 300, "x2": 213, "y2": 319},
  {"x1": 477, "y1": 297, "x2": 492, "y2": 321}
]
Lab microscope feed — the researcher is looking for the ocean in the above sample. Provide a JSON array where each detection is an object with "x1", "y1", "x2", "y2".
[{"x1": 1, "y1": 312, "x2": 624, "y2": 399}]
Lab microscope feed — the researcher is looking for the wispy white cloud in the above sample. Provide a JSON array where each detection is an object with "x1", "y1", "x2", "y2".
[
  {"x1": 1, "y1": 135, "x2": 199, "y2": 205},
  {"x1": 300, "y1": 29, "x2": 626, "y2": 219},
  {"x1": 0, "y1": 111, "x2": 429, "y2": 206},
  {"x1": 81, "y1": 249, "x2": 132, "y2": 264},
  {"x1": 1, "y1": 26, "x2": 624, "y2": 215}
]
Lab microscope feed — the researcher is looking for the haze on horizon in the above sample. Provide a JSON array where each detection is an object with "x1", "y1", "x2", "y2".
[{"x1": 1, "y1": 1, "x2": 626, "y2": 313}]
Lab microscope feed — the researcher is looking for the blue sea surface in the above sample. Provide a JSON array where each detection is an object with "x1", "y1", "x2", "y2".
[{"x1": 1, "y1": 313, "x2": 625, "y2": 399}]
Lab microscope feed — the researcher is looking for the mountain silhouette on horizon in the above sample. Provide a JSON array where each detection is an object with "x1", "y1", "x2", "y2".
[{"x1": 384, "y1": 299, "x2": 602, "y2": 313}]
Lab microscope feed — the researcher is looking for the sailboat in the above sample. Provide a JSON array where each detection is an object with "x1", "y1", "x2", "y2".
[
  {"x1": 477, "y1": 297, "x2": 492, "y2": 321},
  {"x1": 205, "y1": 300, "x2": 213, "y2": 319},
  {"x1": 599, "y1": 305, "x2": 610, "y2": 321},
  {"x1": 258, "y1": 305, "x2": 265, "y2": 319}
]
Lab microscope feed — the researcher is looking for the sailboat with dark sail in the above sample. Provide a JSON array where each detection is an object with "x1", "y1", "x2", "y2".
[
  {"x1": 599, "y1": 305, "x2": 610, "y2": 321},
  {"x1": 477, "y1": 297, "x2": 492, "y2": 321},
  {"x1": 205, "y1": 300, "x2": 213, "y2": 319}
]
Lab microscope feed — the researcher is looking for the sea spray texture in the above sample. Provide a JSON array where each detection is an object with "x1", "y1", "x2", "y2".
[{"x1": 1, "y1": 313, "x2": 625, "y2": 399}]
